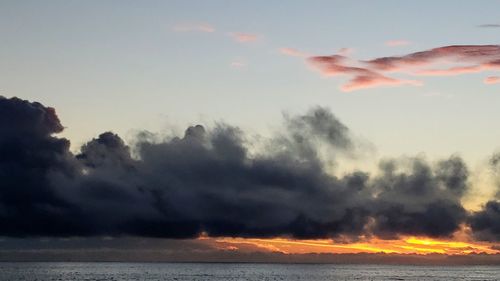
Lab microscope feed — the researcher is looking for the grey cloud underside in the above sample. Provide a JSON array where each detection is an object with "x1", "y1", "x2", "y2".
[{"x1": 0, "y1": 96, "x2": 494, "y2": 240}]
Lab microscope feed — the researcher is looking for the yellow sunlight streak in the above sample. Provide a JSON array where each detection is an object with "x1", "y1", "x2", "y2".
[{"x1": 199, "y1": 235, "x2": 500, "y2": 255}]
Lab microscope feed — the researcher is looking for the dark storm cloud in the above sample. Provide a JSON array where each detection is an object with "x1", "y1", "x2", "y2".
[
  {"x1": 0, "y1": 96, "x2": 84, "y2": 237},
  {"x1": 469, "y1": 201, "x2": 500, "y2": 241},
  {"x1": 0, "y1": 96, "x2": 474, "y2": 239},
  {"x1": 468, "y1": 153, "x2": 500, "y2": 241},
  {"x1": 369, "y1": 156, "x2": 468, "y2": 238}
]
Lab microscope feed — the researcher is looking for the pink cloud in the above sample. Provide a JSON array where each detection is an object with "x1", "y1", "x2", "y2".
[
  {"x1": 308, "y1": 55, "x2": 422, "y2": 91},
  {"x1": 230, "y1": 61, "x2": 246, "y2": 68},
  {"x1": 230, "y1": 32, "x2": 258, "y2": 43},
  {"x1": 306, "y1": 45, "x2": 500, "y2": 91},
  {"x1": 385, "y1": 40, "x2": 411, "y2": 47},
  {"x1": 366, "y1": 45, "x2": 500, "y2": 71},
  {"x1": 308, "y1": 55, "x2": 371, "y2": 76},
  {"x1": 342, "y1": 75, "x2": 421, "y2": 92},
  {"x1": 484, "y1": 76, "x2": 500, "y2": 84},
  {"x1": 416, "y1": 65, "x2": 485, "y2": 76},
  {"x1": 279, "y1": 47, "x2": 309, "y2": 57},
  {"x1": 172, "y1": 23, "x2": 215, "y2": 33}
]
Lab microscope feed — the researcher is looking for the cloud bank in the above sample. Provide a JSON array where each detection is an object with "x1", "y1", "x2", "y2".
[
  {"x1": 308, "y1": 45, "x2": 500, "y2": 91},
  {"x1": 0, "y1": 96, "x2": 499, "y2": 241}
]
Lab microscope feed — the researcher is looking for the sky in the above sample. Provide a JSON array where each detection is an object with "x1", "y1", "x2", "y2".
[
  {"x1": 1, "y1": 0, "x2": 500, "y2": 263},
  {"x1": 1, "y1": 0, "x2": 500, "y2": 162}
]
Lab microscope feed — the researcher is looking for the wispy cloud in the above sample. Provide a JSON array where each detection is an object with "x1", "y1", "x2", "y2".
[
  {"x1": 172, "y1": 23, "x2": 215, "y2": 33},
  {"x1": 385, "y1": 40, "x2": 411, "y2": 47},
  {"x1": 366, "y1": 45, "x2": 500, "y2": 73},
  {"x1": 484, "y1": 76, "x2": 500, "y2": 84},
  {"x1": 230, "y1": 61, "x2": 246, "y2": 68},
  {"x1": 279, "y1": 47, "x2": 309, "y2": 57},
  {"x1": 341, "y1": 74, "x2": 421, "y2": 92},
  {"x1": 229, "y1": 32, "x2": 258, "y2": 43},
  {"x1": 478, "y1": 24, "x2": 500, "y2": 28},
  {"x1": 307, "y1": 45, "x2": 500, "y2": 91},
  {"x1": 338, "y1": 48, "x2": 354, "y2": 56}
]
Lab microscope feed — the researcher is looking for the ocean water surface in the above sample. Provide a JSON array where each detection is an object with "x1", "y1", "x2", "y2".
[{"x1": 0, "y1": 262, "x2": 498, "y2": 280}]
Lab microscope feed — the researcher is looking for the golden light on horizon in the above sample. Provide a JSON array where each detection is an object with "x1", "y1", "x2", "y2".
[{"x1": 198, "y1": 235, "x2": 500, "y2": 256}]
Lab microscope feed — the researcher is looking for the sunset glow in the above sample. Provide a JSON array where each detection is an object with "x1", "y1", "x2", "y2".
[{"x1": 201, "y1": 236, "x2": 500, "y2": 255}]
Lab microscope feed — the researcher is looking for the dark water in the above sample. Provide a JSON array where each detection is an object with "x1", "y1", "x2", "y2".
[{"x1": 0, "y1": 262, "x2": 499, "y2": 280}]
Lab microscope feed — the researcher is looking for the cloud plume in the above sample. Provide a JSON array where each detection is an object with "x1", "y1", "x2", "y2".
[
  {"x1": 0, "y1": 96, "x2": 495, "y2": 241},
  {"x1": 307, "y1": 45, "x2": 500, "y2": 91}
]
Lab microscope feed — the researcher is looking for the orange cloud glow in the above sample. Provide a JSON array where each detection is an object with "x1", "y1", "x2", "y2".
[{"x1": 200, "y1": 236, "x2": 499, "y2": 256}]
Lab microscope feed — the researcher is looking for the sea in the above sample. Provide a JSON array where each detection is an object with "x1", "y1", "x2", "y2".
[{"x1": 0, "y1": 262, "x2": 498, "y2": 280}]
